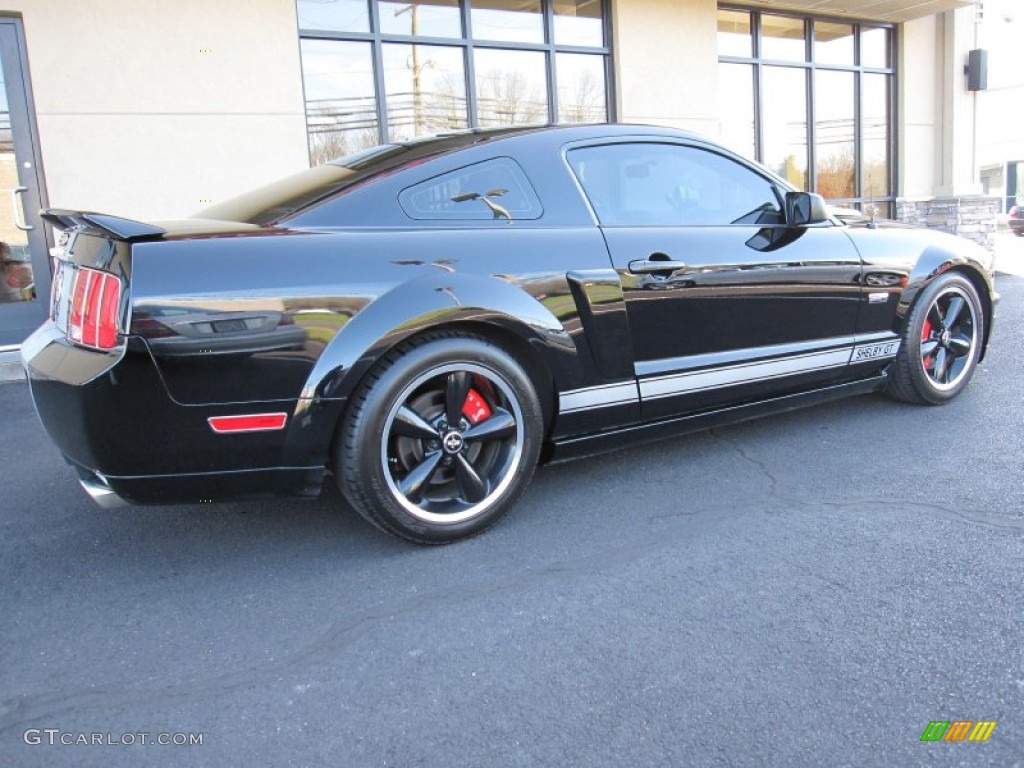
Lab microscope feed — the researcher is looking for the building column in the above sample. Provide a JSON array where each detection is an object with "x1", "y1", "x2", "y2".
[
  {"x1": 610, "y1": 0, "x2": 719, "y2": 136},
  {"x1": 897, "y1": 6, "x2": 997, "y2": 250}
]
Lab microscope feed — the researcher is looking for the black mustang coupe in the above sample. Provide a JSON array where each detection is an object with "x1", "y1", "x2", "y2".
[{"x1": 23, "y1": 124, "x2": 996, "y2": 543}]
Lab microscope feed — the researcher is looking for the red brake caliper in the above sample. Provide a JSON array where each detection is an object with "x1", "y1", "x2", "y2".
[
  {"x1": 462, "y1": 389, "x2": 492, "y2": 425},
  {"x1": 921, "y1": 317, "x2": 934, "y2": 368}
]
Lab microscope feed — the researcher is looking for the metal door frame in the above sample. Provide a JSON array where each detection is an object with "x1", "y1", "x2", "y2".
[{"x1": 0, "y1": 15, "x2": 51, "y2": 347}]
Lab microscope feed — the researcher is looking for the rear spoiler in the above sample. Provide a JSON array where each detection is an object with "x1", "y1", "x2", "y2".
[{"x1": 42, "y1": 209, "x2": 167, "y2": 241}]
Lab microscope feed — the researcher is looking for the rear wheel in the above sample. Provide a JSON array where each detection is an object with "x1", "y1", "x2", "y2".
[
  {"x1": 886, "y1": 273, "x2": 984, "y2": 404},
  {"x1": 336, "y1": 333, "x2": 543, "y2": 544}
]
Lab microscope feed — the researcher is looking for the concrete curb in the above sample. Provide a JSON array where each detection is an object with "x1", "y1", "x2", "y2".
[{"x1": 0, "y1": 350, "x2": 25, "y2": 383}]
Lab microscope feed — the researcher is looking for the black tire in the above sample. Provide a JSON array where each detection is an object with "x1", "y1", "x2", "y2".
[
  {"x1": 336, "y1": 332, "x2": 543, "y2": 544},
  {"x1": 886, "y1": 272, "x2": 984, "y2": 405}
]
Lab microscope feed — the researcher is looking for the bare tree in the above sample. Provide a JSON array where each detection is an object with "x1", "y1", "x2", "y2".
[
  {"x1": 816, "y1": 145, "x2": 855, "y2": 199},
  {"x1": 476, "y1": 69, "x2": 546, "y2": 127},
  {"x1": 560, "y1": 69, "x2": 603, "y2": 123}
]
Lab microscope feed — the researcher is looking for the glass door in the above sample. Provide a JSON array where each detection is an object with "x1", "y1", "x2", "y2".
[{"x1": 0, "y1": 18, "x2": 49, "y2": 347}]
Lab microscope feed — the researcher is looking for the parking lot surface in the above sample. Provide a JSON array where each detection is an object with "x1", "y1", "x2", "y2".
[{"x1": 2, "y1": 277, "x2": 1022, "y2": 767}]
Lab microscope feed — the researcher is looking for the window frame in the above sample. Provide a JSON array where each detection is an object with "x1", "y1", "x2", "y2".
[
  {"x1": 717, "y1": 4, "x2": 897, "y2": 216},
  {"x1": 297, "y1": 0, "x2": 615, "y2": 159},
  {"x1": 563, "y1": 137, "x2": 792, "y2": 229}
]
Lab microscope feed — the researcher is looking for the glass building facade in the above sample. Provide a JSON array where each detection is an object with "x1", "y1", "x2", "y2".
[
  {"x1": 296, "y1": 0, "x2": 612, "y2": 164},
  {"x1": 717, "y1": 6, "x2": 895, "y2": 215}
]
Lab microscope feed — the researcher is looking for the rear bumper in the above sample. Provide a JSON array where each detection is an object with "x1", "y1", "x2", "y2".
[
  {"x1": 22, "y1": 321, "x2": 337, "y2": 503},
  {"x1": 72, "y1": 463, "x2": 323, "y2": 506}
]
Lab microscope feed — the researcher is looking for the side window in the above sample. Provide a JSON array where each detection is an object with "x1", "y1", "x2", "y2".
[
  {"x1": 567, "y1": 143, "x2": 783, "y2": 226},
  {"x1": 399, "y1": 157, "x2": 543, "y2": 220}
]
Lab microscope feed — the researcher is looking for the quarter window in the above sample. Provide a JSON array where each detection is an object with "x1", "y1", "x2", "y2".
[
  {"x1": 568, "y1": 143, "x2": 783, "y2": 227},
  {"x1": 399, "y1": 157, "x2": 542, "y2": 220}
]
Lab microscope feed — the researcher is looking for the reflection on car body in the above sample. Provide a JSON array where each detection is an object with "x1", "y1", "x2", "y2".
[
  {"x1": 131, "y1": 305, "x2": 307, "y2": 357},
  {"x1": 22, "y1": 124, "x2": 998, "y2": 545}
]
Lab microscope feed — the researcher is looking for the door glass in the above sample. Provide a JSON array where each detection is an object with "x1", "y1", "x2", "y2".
[
  {"x1": 0, "y1": 53, "x2": 33, "y2": 305},
  {"x1": 567, "y1": 143, "x2": 782, "y2": 227}
]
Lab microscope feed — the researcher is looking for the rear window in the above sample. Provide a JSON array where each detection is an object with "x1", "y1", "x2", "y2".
[
  {"x1": 198, "y1": 145, "x2": 411, "y2": 226},
  {"x1": 398, "y1": 158, "x2": 542, "y2": 221}
]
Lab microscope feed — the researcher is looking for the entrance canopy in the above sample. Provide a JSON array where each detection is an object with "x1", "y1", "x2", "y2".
[{"x1": 740, "y1": 0, "x2": 971, "y2": 22}]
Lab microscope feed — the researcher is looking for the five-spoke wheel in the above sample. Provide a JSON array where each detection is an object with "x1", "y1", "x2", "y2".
[
  {"x1": 337, "y1": 334, "x2": 542, "y2": 543},
  {"x1": 918, "y1": 284, "x2": 978, "y2": 391},
  {"x1": 888, "y1": 273, "x2": 984, "y2": 404}
]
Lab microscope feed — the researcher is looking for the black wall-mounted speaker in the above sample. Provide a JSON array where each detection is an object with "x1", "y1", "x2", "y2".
[{"x1": 967, "y1": 48, "x2": 988, "y2": 91}]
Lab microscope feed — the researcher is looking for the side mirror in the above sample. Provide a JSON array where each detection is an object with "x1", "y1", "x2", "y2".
[{"x1": 784, "y1": 191, "x2": 829, "y2": 226}]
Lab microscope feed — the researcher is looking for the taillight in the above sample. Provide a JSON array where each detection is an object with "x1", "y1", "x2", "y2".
[{"x1": 68, "y1": 267, "x2": 122, "y2": 350}]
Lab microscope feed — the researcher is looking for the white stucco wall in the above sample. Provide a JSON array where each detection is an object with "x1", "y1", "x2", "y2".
[
  {"x1": 610, "y1": 0, "x2": 720, "y2": 137},
  {"x1": 8, "y1": 0, "x2": 310, "y2": 221},
  {"x1": 898, "y1": 15, "x2": 940, "y2": 198},
  {"x1": 897, "y1": 7, "x2": 987, "y2": 199}
]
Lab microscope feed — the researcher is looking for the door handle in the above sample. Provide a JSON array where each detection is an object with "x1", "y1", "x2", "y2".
[
  {"x1": 12, "y1": 186, "x2": 34, "y2": 231},
  {"x1": 628, "y1": 255, "x2": 686, "y2": 274}
]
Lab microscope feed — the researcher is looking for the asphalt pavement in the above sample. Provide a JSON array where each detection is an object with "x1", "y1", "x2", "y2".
[{"x1": 1, "y1": 278, "x2": 1023, "y2": 767}]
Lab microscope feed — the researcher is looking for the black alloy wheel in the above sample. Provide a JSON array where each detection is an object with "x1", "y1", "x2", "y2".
[
  {"x1": 887, "y1": 272, "x2": 984, "y2": 404},
  {"x1": 337, "y1": 333, "x2": 543, "y2": 543}
]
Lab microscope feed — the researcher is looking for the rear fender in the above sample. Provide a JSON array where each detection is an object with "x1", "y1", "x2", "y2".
[{"x1": 280, "y1": 272, "x2": 577, "y2": 466}]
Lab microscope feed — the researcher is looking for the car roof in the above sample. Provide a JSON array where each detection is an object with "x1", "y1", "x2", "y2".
[
  {"x1": 200, "y1": 123, "x2": 713, "y2": 226},
  {"x1": 377, "y1": 123, "x2": 707, "y2": 156}
]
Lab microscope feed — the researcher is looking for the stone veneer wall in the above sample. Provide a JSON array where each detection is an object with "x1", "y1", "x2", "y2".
[{"x1": 895, "y1": 196, "x2": 999, "y2": 251}]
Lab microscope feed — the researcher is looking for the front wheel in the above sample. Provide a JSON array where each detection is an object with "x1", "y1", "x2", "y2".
[
  {"x1": 336, "y1": 333, "x2": 543, "y2": 544},
  {"x1": 886, "y1": 272, "x2": 985, "y2": 405}
]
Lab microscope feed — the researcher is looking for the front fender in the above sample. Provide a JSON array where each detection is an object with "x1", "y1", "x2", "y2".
[
  {"x1": 846, "y1": 225, "x2": 996, "y2": 360},
  {"x1": 898, "y1": 242, "x2": 996, "y2": 359}
]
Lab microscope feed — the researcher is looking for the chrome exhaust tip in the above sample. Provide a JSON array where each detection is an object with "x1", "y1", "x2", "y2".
[{"x1": 78, "y1": 470, "x2": 127, "y2": 509}]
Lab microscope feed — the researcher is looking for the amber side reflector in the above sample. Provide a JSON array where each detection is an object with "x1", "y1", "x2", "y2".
[{"x1": 208, "y1": 413, "x2": 288, "y2": 433}]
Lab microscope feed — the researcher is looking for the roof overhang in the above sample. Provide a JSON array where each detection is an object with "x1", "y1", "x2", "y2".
[{"x1": 735, "y1": 1, "x2": 973, "y2": 23}]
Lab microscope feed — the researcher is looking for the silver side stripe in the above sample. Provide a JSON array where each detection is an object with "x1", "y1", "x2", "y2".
[
  {"x1": 640, "y1": 347, "x2": 853, "y2": 400},
  {"x1": 639, "y1": 339, "x2": 901, "y2": 401},
  {"x1": 560, "y1": 381, "x2": 640, "y2": 413},
  {"x1": 560, "y1": 336, "x2": 900, "y2": 413},
  {"x1": 634, "y1": 332, "x2": 896, "y2": 378}
]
